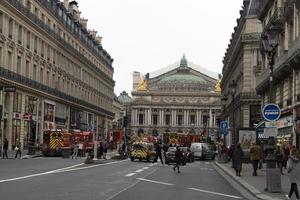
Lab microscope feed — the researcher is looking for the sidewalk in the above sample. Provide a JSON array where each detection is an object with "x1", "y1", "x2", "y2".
[
  {"x1": 0, "y1": 149, "x2": 43, "y2": 159},
  {"x1": 215, "y1": 160, "x2": 290, "y2": 200}
]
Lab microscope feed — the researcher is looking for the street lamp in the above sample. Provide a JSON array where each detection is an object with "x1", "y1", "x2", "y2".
[
  {"x1": 221, "y1": 95, "x2": 228, "y2": 144},
  {"x1": 229, "y1": 80, "x2": 237, "y2": 144},
  {"x1": 261, "y1": 30, "x2": 281, "y2": 193},
  {"x1": 261, "y1": 30, "x2": 279, "y2": 103}
]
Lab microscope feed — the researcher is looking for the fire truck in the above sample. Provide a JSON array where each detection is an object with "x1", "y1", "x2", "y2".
[{"x1": 42, "y1": 129, "x2": 72, "y2": 156}]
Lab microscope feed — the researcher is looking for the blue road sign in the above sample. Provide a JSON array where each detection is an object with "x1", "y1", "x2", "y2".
[
  {"x1": 220, "y1": 121, "x2": 228, "y2": 135},
  {"x1": 220, "y1": 121, "x2": 228, "y2": 129},
  {"x1": 262, "y1": 103, "x2": 281, "y2": 121}
]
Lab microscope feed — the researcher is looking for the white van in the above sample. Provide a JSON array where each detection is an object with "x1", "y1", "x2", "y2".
[{"x1": 190, "y1": 142, "x2": 215, "y2": 160}]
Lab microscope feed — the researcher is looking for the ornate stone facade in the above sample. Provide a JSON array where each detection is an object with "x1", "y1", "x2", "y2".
[
  {"x1": 221, "y1": 0, "x2": 262, "y2": 145},
  {"x1": 131, "y1": 56, "x2": 221, "y2": 139},
  {"x1": 0, "y1": 0, "x2": 114, "y2": 150},
  {"x1": 257, "y1": 0, "x2": 300, "y2": 147}
]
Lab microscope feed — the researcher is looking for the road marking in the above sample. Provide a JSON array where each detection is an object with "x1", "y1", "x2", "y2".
[
  {"x1": 188, "y1": 187, "x2": 242, "y2": 199},
  {"x1": 142, "y1": 167, "x2": 149, "y2": 170},
  {"x1": 137, "y1": 178, "x2": 174, "y2": 186},
  {"x1": 135, "y1": 169, "x2": 143, "y2": 173},
  {"x1": 0, "y1": 159, "x2": 127, "y2": 183},
  {"x1": 205, "y1": 162, "x2": 210, "y2": 164},
  {"x1": 125, "y1": 173, "x2": 136, "y2": 177}
]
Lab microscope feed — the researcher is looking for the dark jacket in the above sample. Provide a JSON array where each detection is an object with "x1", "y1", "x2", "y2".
[
  {"x1": 154, "y1": 143, "x2": 162, "y2": 153},
  {"x1": 4, "y1": 140, "x2": 8, "y2": 150},
  {"x1": 175, "y1": 148, "x2": 183, "y2": 163}
]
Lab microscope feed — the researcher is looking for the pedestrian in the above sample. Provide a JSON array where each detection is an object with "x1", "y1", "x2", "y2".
[
  {"x1": 103, "y1": 140, "x2": 108, "y2": 159},
  {"x1": 249, "y1": 142, "x2": 262, "y2": 176},
  {"x1": 173, "y1": 146, "x2": 183, "y2": 173},
  {"x1": 233, "y1": 143, "x2": 243, "y2": 176},
  {"x1": 228, "y1": 144, "x2": 235, "y2": 168},
  {"x1": 283, "y1": 144, "x2": 290, "y2": 169},
  {"x1": 152, "y1": 141, "x2": 164, "y2": 165},
  {"x1": 14, "y1": 143, "x2": 22, "y2": 159},
  {"x1": 72, "y1": 142, "x2": 79, "y2": 159},
  {"x1": 286, "y1": 148, "x2": 300, "y2": 200},
  {"x1": 275, "y1": 145, "x2": 284, "y2": 175},
  {"x1": 3, "y1": 138, "x2": 8, "y2": 159},
  {"x1": 98, "y1": 143, "x2": 104, "y2": 159}
]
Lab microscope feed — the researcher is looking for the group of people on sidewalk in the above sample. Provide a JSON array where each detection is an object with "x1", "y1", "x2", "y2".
[
  {"x1": 1, "y1": 138, "x2": 22, "y2": 159},
  {"x1": 227, "y1": 140, "x2": 300, "y2": 200}
]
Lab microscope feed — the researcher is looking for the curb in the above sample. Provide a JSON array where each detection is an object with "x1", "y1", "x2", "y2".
[{"x1": 214, "y1": 162, "x2": 282, "y2": 200}]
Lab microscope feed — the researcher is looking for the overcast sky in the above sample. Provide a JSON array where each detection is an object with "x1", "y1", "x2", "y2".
[{"x1": 75, "y1": 0, "x2": 243, "y2": 95}]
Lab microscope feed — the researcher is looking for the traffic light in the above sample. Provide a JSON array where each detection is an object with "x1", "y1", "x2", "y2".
[{"x1": 123, "y1": 116, "x2": 128, "y2": 127}]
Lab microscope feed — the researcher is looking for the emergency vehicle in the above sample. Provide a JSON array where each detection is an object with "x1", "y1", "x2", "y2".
[{"x1": 130, "y1": 142, "x2": 155, "y2": 162}]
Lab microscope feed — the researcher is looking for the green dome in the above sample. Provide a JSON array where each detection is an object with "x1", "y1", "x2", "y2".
[{"x1": 160, "y1": 74, "x2": 207, "y2": 84}]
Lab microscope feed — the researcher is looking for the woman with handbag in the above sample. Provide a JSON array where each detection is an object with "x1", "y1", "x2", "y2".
[{"x1": 286, "y1": 148, "x2": 300, "y2": 200}]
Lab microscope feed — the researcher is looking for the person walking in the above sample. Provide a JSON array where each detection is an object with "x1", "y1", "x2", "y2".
[
  {"x1": 233, "y1": 143, "x2": 243, "y2": 176},
  {"x1": 2, "y1": 138, "x2": 8, "y2": 159},
  {"x1": 173, "y1": 146, "x2": 183, "y2": 173},
  {"x1": 249, "y1": 142, "x2": 262, "y2": 176},
  {"x1": 152, "y1": 141, "x2": 164, "y2": 165},
  {"x1": 14, "y1": 143, "x2": 22, "y2": 159},
  {"x1": 286, "y1": 148, "x2": 300, "y2": 200},
  {"x1": 72, "y1": 142, "x2": 79, "y2": 159},
  {"x1": 275, "y1": 145, "x2": 284, "y2": 175},
  {"x1": 98, "y1": 143, "x2": 104, "y2": 159},
  {"x1": 283, "y1": 144, "x2": 290, "y2": 169},
  {"x1": 103, "y1": 140, "x2": 108, "y2": 159}
]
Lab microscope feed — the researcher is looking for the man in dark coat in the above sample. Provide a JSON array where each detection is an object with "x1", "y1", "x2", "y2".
[
  {"x1": 152, "y1": 141, "x2": 164, "y2": 165},
  {"x1": 173, "y1": 146, "x2": 183, "y2": 173},
  {"x1": 3, "y1": 138, "x2": 8, "y2": 159}
]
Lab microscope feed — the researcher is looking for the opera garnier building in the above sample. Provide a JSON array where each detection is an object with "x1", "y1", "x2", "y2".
[{"x1": 131, "y1": 55, "x2": 222, "y2": 142}]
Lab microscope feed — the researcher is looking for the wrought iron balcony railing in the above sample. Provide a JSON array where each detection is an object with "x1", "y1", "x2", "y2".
[{"x1": 0, "y1": 67, "x2": 114, "y2": 118}]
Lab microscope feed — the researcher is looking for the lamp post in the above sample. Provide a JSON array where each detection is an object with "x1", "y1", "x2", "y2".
[
  {"x1": 261, "y1": 30, "x2": 279, "y2": 104},
  {"x1": 229, "y1": 80, "x2": 237, "y2": 144},
  {"x1": 261, "y1": 30, "x2": 281, "y2": 193},
  {"x1": 221, "y1": 95, "x2": 228, "y2": 144}
]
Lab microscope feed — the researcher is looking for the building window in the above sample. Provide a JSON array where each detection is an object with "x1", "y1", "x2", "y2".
[
  {"x1": 177, "y1": 115, "x2": 183, "y2": 126},
  {"x1": 34, "y1": 36, "x2": 37, "y2": 53},
  {"x1": 40, "y1": 68, "x2": 43, "y2": 83},
  {"x1": 8, "y1": 18, "x2": 13, "y2": 39},
  {"x1": 18, "y1": 25, "x2": 22, "y2": 44},
  {"x1": 138, "y1": 114, "x2": 144, "y2": 125},
  {"x1": 33, "y1": 64, "x2": 37, "y2": 80},
  {"x1": 25, "y1": 95, "x2": 37, "y2": 114},
  {"x1": 13, "y1": 92, "x2": 22, "y2": 112},
  {"x1": 190, "y1": 115, "x2": 196, "y2": 125},
  {"x1": 153, "y1": 114, "x2": 158, "y2": 125},
  {"x1": 26, "y1": 31, "x2": 30, "y2": 49},
  {"x1": 165, "y1": 114, "x2": 171, "y2": 126},
  {"x1": 7, "y1": 51, "x2": 12, "y2": 69},
  {"x1": 23, "y1": 121, "x2": 30, "y2": 148},
  {"x1": 17, "y1": 56, "x2": 21, "y2": 74},
  {"x1": 25, "y1": 60, "x2": 29, "y2": 77},
  {"x1": 12, "y1": 119, "x2": 21, "y2": 147},
  {"x1": 0, "y1": 12, "x2": 3, "y2": 33},
  {"x1": 46, "y1": 71, "x2": 50, "y2": 85}
]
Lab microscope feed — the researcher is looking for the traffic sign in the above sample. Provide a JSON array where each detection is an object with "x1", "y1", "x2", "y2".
[
  {"x1": 220, "y1": 121, "x2": 228, "y2": 129},
  {"x1": 220, "y1": 121, "x2": 228, "y2": 135},
  {"x1": 262, "y1": 103, "x2": 281, "y2": 121}
]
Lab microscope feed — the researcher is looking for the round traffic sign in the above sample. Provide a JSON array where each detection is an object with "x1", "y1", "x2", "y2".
[{"x1": 262, "y1": 103, "x2": 281, "y2": 121}]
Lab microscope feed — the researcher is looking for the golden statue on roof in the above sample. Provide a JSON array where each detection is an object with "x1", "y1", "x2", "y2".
[
  {"x1": 214, "y1": 74, "x2": 222, "y2": 93},
  {"x1": 137, "y1": 77, "x2": 148, "y2": 91}
]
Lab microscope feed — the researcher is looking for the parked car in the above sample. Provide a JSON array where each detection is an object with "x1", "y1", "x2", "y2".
[
  {"x1": 180, "y1": 147, "x2": 194, "y2": 162},
  {"x1": 190, "y1": 143, "x2": 216, "y2": 160},
  {"x1": 165, "y1": 146, "x2": 186, "y2": 165}
]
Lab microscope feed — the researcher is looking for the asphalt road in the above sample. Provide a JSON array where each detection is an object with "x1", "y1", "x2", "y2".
[{"x1": 0, "y1": 158, "x2": 256, "y2": 200}]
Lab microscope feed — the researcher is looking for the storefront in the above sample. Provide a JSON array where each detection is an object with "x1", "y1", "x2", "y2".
[
  {"x1": 43, "y1": 100, "x2": 55, "y2": 130},
  {"x1": 277, "y1": 115, "x2": 293, "y2": 146},
  {"x1": 294, "y1": 106, "x2": 300, "y2": 149}
]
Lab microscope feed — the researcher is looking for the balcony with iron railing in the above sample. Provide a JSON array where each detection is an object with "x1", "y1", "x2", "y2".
[
  {"x1": 257, "y1": 0, "x2": 275, "y2": 20},
  {"x1": 263, "y1": 7, "x2": 285, "y2": 33},
  {"x1": 0, "y1": 67, "x2": 114, "y2": 118},
  {"x1": 5, "y1": 0, "x2": 114, "y2": 85}
]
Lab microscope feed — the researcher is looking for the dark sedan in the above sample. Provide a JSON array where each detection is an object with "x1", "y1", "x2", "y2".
[{"x1": 165, "y1": 147, "x2": 187, "y2": 165}]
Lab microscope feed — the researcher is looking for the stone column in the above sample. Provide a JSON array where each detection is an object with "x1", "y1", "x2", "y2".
[
  {"x1": 209, "y1": 109, "x2": 213, "y2": 128},
  {"x1": 148, "y1": 108, "x2": 152, "y2": 126},
  {"x1": 161, "y1": 110, "x2": 164, "y2": 127},
  {"x1": 196, "y1": 110, "x2": 200, "y2": 127},
  {"x1": 7, "y1": 93, "x2": 13, "y2": 150},
  {"x1": 172, "y1": 110, "x2": 176, "y2": 126}
]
